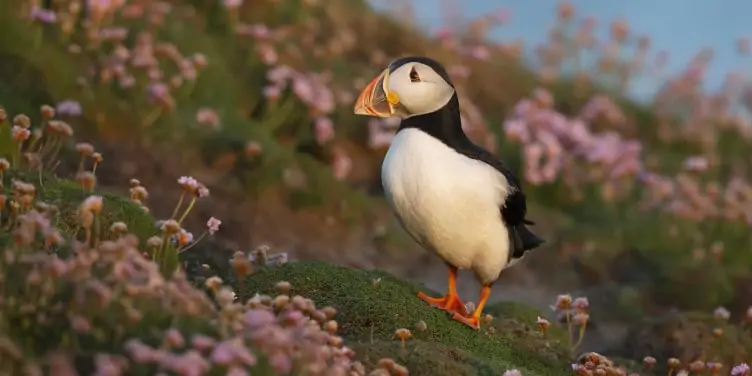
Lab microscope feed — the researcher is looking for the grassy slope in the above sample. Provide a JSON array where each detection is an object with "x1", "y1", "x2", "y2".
[
  {"x1": 0, "y1": 171, "x2": 575, "y2": 374},
  {"x1": 242, "y1": 261, "x2": 573, "y2": 376}
]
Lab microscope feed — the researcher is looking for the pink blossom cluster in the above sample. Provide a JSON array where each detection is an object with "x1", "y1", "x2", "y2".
[
  {"x1": 119, "y1": 305, "x2": 361, "y2": 375},
  {"x1": 503, "y1": 89, "x2": 642, "y2": 187},
  {"x1": 1, "y1": 207, "x2": 377, "y2": 375},
  {"x1": 265, "y1": 65, "x2": 336, "y2": 119},
  {"x1": 46, "y1": 1, "x2": 209, "y2": 118},
  {"x1": 640, "y1": 171, "x2": 752, "y2": 226}
]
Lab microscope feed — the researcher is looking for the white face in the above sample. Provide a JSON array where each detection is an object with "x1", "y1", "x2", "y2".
[{"x1": 387, "y1": 62, "x2": 456, "y2": 118}]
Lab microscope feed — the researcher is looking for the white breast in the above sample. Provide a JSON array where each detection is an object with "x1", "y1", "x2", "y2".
[{"x1": 381, "y1": 128, "x2": 513, "y2": 284}]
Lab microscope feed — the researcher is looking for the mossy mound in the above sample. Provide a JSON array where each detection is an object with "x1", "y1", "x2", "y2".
[
  {"x1": 241, "y1": 261, "x2": 572, "y2": 375},
  {"x1": 1, "y1": 171, "x2": 158, "y2": 248}
]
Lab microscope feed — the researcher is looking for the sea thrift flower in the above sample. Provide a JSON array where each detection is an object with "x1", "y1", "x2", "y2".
[
  {"x1": 56, "y1": 100, "x2": 82, "y2": 116},
  {"x1": 643, "y1": 356, "x2": 656, "y2": 367},
  {"x1": 553, "y1": 294, "x2": 572, "y2": 311},
  {"x1": 178, "y1": 176, "x2": 199, "y2": 192},
  {"x1": 502, "y1": 370, "x2": 522, "y2": 376},
  {"x1": 331, "y1": 148, "x2": 352, "y2": 181},
  {"x1": 732, "y1": 363, "x2": 750, "y2": 376},
  {"x1": 12, "y1": 126, "x2": 30, "y2": 142},
  {"x1": 81, "y1": 196, "x2": 104, "y2": 214},
  {"x1": 175, "y1": 229, "x2": 193, "y2": 246},
  {"x1": 714, "y1": 306, "x2": 730, "y2": 320},
  {"x1": 222, "y1": 0, "x2": 243, "y2": 9},
  {"x1": 313, "y1": 117, "x2": 335, "y2": 145},
  {"x1": 30, "y1": 7, "x2": 57, "y2": 23},
  {"x1": 683, "y1": 156, "x2": 709, "y2": 172},
  {"x1": 206, "y1": 217, "x2": 221, "y2": 235},
  {"x1": 196, "y1": 108, "x2": 220, "y2": 129},
  {"x1": 572, "y1": 297, "x2": 589, "y2": 312},
  {"x1": 536, "y1": 316, "x2": 550, "y2": 335}
]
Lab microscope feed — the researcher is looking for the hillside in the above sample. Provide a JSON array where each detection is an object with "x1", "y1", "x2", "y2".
[{"x1": 2, "y1": 0, "x2": 752, "y2": 374}]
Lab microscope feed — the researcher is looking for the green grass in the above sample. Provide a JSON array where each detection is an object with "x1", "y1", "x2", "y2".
[
  {"x1": 241, "y1": 261, "x2": 573, "y2": 375},
  {"x1": 0, "y1": 170, "x2": 157, "y2": 249}
]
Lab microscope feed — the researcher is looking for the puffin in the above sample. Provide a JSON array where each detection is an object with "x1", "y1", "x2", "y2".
[{"x1": 353, "y1": 56, "x2": 545, "y2": 330}]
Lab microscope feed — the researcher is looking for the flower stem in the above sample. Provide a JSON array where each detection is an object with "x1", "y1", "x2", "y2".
[
  {"x1": 142, "y1": 107, "x2": 162, "y2": 128},
  {"x1": 177, "y1": 197, "x2": 196, "y2": 224},
  {"x1": 565, "y1": 309, "x2": 572, "y2": 349},
  {"x1": 171, "y1": 192, "x2": 185, "y2": 219},
  {"x1": 178, "y1": 231, "x2": 207, "y2": 253},
  {"x1": 572, "y1": 323, "x2": 587, "y2": 351}
]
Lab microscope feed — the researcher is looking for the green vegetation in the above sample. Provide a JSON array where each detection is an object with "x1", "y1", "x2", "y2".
[
  {"x1": 242, "y1": 261, "x2": 571, "y2": 375},
  {"x1": 1, "y1": 0, "x2": 752, "y2": 373}
]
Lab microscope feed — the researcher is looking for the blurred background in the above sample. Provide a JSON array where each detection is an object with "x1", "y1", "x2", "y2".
[{"x1": 4, "y1": 0, "x2": 752, "y2": 366}]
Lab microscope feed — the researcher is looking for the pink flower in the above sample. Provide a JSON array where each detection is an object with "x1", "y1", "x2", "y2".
[
  {"x1": 683, "y1": 156, "x2": 709, "y2": 172},
  {"x1": 196, "y1": 108, "x2": 221, "y2": 129},
  {"x1": 314, "y1": 117, "x2": 335, "y2": 145},
  {"x1": 469, "y1": 46, "x2": 490, "y2": 61},
  {"x1": 210, "y1": 341, "x2": 234, "y2": 366},
  {"x1": 147, "y1": 83, "x2": 170, "y2": 104},
  {"x1": 266, "y1": 65, "x2": 293, "y2": 84},
  {"x1": 93, "y1": 354, "x2": 123, "y2": 376},
  {"x1": 222, "y1": 0, "x2": 243, "y2": 9},
  {"x1": 237, "y1": 23, "x2": 270, "y2": 39},
  {"x1": 268, "y1": 353, "x2": 293, "y2": 374},
  {"x1": 331, "y1": 148, "x2": 352, "y2": 181},
  {"x1": 11, "y1": 126, "x2": 30, "y2": 142},
  {"x1": 30, "y1": 7, "x2": 57, "y2": 23},
  {"x1": 262, "y1": 85, "x2": 282, "y2": 100},
  {"x1": 191, "y1": 335, "x2": 216, "y2": 351},
  {"x1": 257, "y1": 44, "x2": 278, "y2": 65},
  {"x1": 433, "y1": 27, "x2": 454, "y2": 41},
  {"x1": 206, "y1": 217, "x2": 221, "y2": 235},
  {"x1": 125, "y1": 339, "x2": 159, "y2": 364},
  {"x1": 732, "y1": 363, "x2": 750, "y2": 376},
  {"x1": 572, "y1": 297, "x2": 589, "y2": 311},
  {"x1": 164, "y1": 328, "x2": 185, "y2": 348},
  {"x1": 56, "y1": 100, "x2": 82, "y2": 116},
  {"x1": 243, "y1": 309, "x2": 276, "y2": 329},
  {"x1": 292, "y1": 77, "x2": 315, "y2": 103},
  {"x1": 714, "y1": 306, "x2": 730, "y2": 320},
  {"x1": 178, "y1": 176, "x2": 199, "y2": 191}
]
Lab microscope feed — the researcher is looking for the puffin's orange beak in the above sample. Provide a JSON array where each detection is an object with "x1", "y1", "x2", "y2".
[{"x1": 354, "y1": 69, "x2": 399, "y2": 118}]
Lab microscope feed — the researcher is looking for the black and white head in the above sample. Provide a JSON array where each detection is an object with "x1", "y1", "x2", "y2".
[{"x1": 353, "y1": 56, "x2": 456, "y2": 119}]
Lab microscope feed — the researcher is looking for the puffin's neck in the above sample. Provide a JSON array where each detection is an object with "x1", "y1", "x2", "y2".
[{"x1": 397, "y1": 95, "x2": 471, "y2": 149}]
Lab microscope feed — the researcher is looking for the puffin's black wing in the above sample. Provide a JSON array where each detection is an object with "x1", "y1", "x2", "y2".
[
  {"x1": 459, "y1": 146, "x2": 527, "y2": 225},
  {"x1": 455, "y1": 145, "x2": 544, "y2": 259}
]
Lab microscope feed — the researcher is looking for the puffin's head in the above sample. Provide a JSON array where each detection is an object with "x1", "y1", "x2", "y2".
[{"x1": 353, "y1": 56, "x2": 455, "y2": 119}]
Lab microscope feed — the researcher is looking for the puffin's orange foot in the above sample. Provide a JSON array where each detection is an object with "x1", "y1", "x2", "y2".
[
  {"x1": 451, "y1": 312, "x2": 481, "y2": 330},
  {"x1": 417, "y1": 291, "x2": 469, "y2": 316}
]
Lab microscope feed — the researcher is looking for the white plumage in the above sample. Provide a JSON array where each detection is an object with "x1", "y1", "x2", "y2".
[{"x1": 382, "y1": 127, "x2": 514, "y2": 285}]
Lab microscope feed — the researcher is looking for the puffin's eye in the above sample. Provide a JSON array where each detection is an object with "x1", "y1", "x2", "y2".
[{"x1": 409, "y1": 67, "x2": 421, "y2": 82}]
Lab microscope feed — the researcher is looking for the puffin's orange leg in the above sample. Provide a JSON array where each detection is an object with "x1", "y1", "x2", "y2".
[
  {"x1": 417, "y1": 265, "x2": 468, "y2": 316},
  {"x1": 452, "y1": 284, "x2": 492, "y2": 330}
]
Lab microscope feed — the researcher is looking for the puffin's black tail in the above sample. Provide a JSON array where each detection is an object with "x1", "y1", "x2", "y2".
[{"x1": 510, "y1": 223, "x2": 545, "y2": 259}]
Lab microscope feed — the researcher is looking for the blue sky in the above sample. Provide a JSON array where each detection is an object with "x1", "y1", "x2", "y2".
[{"x1": 371, "y1": 0, "x2": 752, "y2": 102}]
